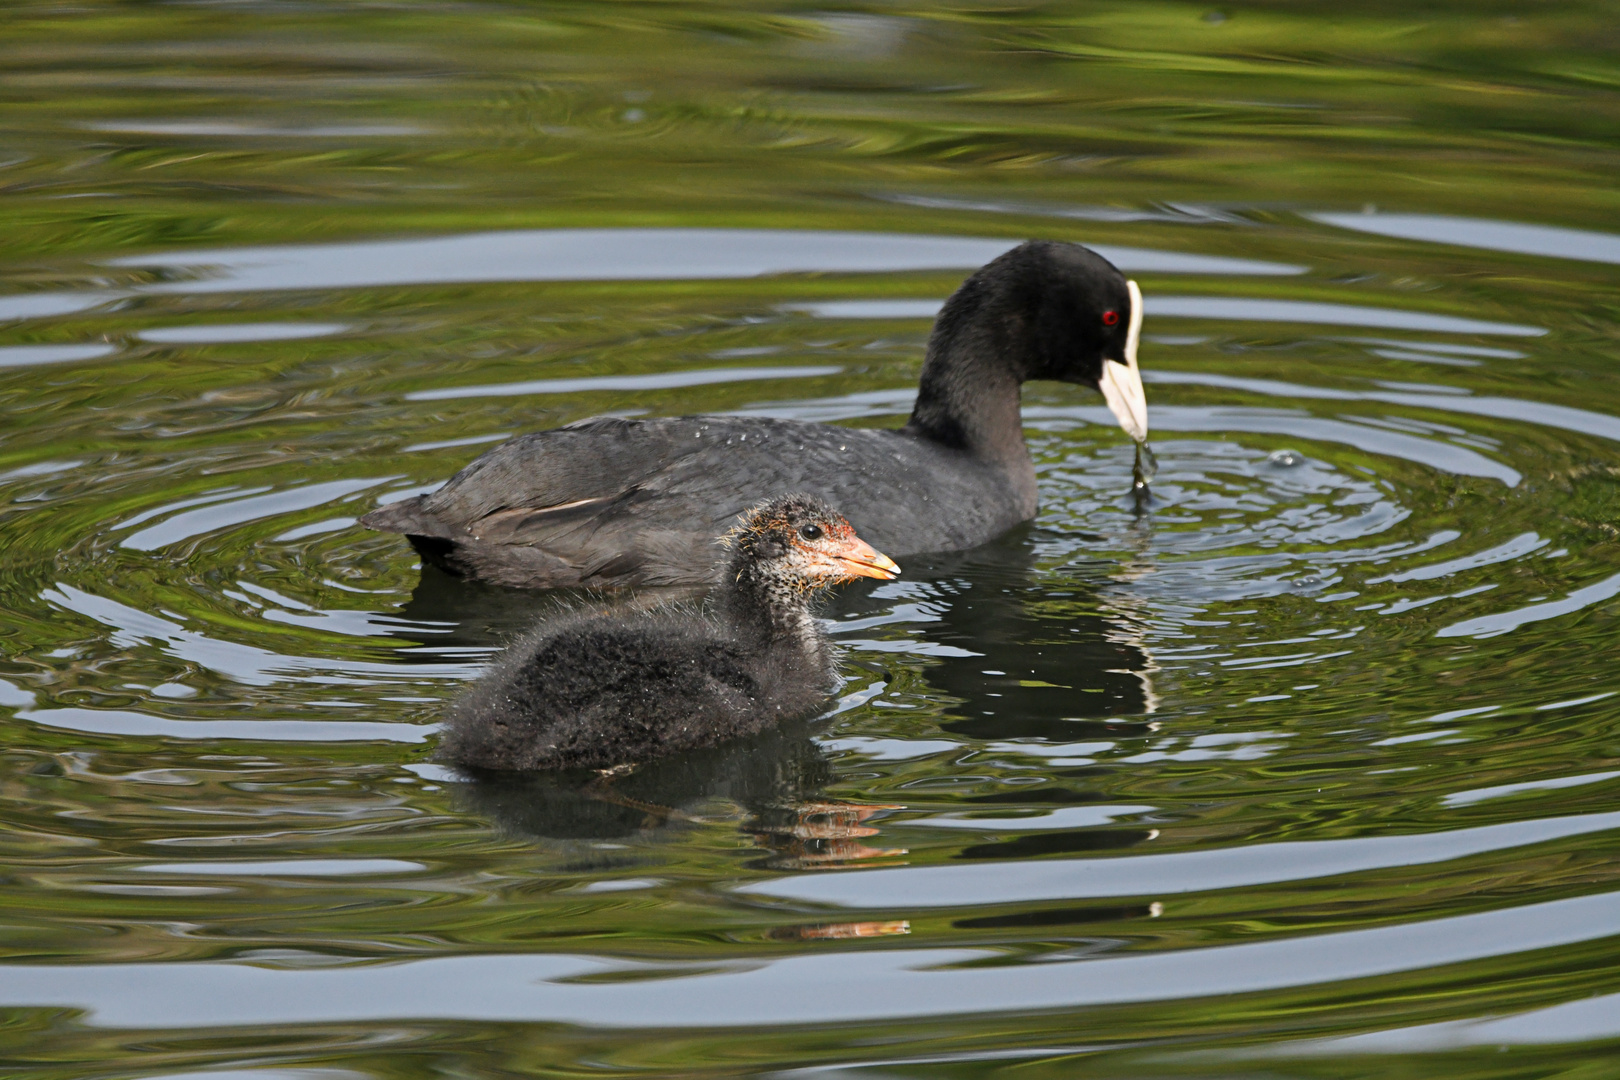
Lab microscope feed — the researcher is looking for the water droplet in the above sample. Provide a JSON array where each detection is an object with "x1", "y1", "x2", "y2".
[{"x1": 1267, "y1": 449, "x2": 1304, "y2": 468}]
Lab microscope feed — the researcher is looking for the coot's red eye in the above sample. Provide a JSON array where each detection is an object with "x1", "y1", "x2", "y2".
[{"x1": 1102, "y1": 310, "x2": 1120, "y2": 326}]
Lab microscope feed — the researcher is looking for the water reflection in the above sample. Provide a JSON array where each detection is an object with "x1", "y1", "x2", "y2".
[
  {"x1": 838, "y1": 537, "x2": 1154, "y2": 731},
  {"x1": 750, "y1": 799, "x2": 906, "y2": 870},
  {"x1": 741, "y1": 808, "x2": 1620, "y2": 908},
  {"x1": 1032, "y1": 404, "x2": 1522, "y2": 484},
  {"x1": 393, "y1": 564, "x2": 566, "y2": 653},
  {"x1": 1235, "y1": 988, "x2": 1620, "y2": 1056},
  {"x1": 119, "y1": 479, "x2": 393, "y2": 551},
  {"x1": 98, "y1": 228, "x2": 1304, "y2": 299},
  {"x1": 5, "y1": 2, "x2": 1620, "y2": 1071},
  {"x1": 813, "y1": 532, "x2": 1161, "y2": 772},
  {"x1": 1145, "y1": 295, "x2": 1544, "y2": 336},
  {"x1": 39, "y1": 582, "x2": 478, "y2": 688},
  {"x1": 1316, "y1": 211, "x2": 1620, "y2": 266},
  {"x1": 1436, "y1": 569, "x2": 1620, "y2": 639},
  {"x1": 450, "y1": 723, "x2": 856, "y2": 859},
  {"x1": 109, "y1": 229, "x2": 1024, "y2": 293},
  {"x1": 406, "y1": 364, "x2": 841, "y2": 402},
  {"x1": 0, "y1": 343, "x2": 116, "y2": 368},
  {"x1": 790, "y1": 294, "x2": 1545, "y2": 335},
  {"x1": 1147, "y1": 370, "x2": 1620, "y2": 446},
  {"x1": 137, "y1": 322, "x2": 349, "y2": 344},
  {"x1": 3, "y1": 887, "x2": 1617, "y2": 1029},
  {"x1": 85, "y1": 120, "x2": 427, "y2": 138},
  {"x1": 0, "y1": 291, "x2": 120, "y2": 322}
]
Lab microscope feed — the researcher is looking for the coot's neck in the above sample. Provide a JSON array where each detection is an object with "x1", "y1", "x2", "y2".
[
  {"x1": 903, "y1": 291, "x2": 1037, "y2": 511},
  {"x1": 716, "y1": 565, "x2": 825, "y2": 654}
]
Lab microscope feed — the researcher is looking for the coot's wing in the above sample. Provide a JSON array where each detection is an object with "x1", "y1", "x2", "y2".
[
  {"x1": 360, "y1": 413, "x2": 1012, "y2": 587},
  {"x1": 362, "y1": 416, "x2": 695, "y2": 536},
  {"x1": 361, "y1": 416, "x2": 806, "y2": 585}
]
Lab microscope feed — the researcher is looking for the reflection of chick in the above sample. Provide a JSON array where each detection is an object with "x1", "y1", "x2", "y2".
[
  {"x1": 449, "y1": 724, "x2": 834, "y2": 843},
  {"x1": 768, "y1": 920, "x2": 911, "y2": 941},
  {"x1": 439, "y1": 495, "x2": 898, "y2": 771},
  {"x1": 749, "y1": 800, "x2": 906, "y2": 870}
]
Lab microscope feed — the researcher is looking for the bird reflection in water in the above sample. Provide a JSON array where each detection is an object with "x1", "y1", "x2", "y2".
[
  {"x1": 446, "y1": 723, "x2": 903, "y2": 877},
  {"x1": 825, "y1": 529, "x2": 1158, "y2": 734},
  {"x1": 767, "y1": 919, "x2": 910, "y2": 941},
  {"x1": 393, "y1": 563, "x2": 688, "y2": 658},
  {"x1": 819, "y1": 532, "x2": 1164, "y2": 863},
  {"x1": 748, "y1": 799, "x2": 906, "y2": 871}
]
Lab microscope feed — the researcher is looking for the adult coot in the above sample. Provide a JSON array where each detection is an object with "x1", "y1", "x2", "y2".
[
  {"x1": 364, "y1": 240, "x2": 1146, "y2": 588},
  {"x1": 438, "y1": 494, "x2": 897, "y2": 771}
]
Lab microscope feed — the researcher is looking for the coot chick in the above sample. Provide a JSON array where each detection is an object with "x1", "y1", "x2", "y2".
[
  {"x1": 363, "y1": 240, "x2": 1146, "y2": 588},
  {"x1": 438, "y1": 494, "x2": 898, "y2": 771}
]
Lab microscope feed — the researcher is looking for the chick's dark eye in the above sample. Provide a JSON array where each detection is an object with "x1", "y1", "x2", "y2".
[
  {"x1": 1102, "y1": 310, "x2": 1120, "y2": 327},
  {"x1": 799, "y1": 524, "x2": 823, "y2": 541}
]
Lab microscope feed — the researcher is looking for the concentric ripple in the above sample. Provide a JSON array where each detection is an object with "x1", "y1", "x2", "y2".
[{"x1": 3, "y1": 4, "x2": 1620, "y2": 1078}]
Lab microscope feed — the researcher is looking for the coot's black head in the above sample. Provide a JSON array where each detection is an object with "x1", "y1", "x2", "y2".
[
  {"x1": 934, "y1": 240, "x2": 1147, "y2": 441},
  {"x1": 725, "y1": 494, "x2": 899, "y2": 596}
]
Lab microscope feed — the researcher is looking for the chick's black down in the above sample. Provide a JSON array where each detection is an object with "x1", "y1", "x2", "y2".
[
  {"x1": 436, "y1": 493, "x2": 887, "y2": 772},
  {"x1": 438, "y1": 608, "x2": 830, "y2": 771}
]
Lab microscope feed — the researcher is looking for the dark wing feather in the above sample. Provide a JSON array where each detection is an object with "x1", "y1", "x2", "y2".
[{"x1": 361, "y1": 414, "x2": 1025, "y2": 587}]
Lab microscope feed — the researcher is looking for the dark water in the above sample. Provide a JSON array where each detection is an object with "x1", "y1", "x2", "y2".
[{"x1": 4, "y1": 3, "x2": 1620, "y2": 1076}]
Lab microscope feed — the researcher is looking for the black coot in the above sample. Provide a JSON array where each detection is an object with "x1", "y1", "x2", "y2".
[
  {"x1": 363, "y1": 240, "x2": 1147, "y2": 588},
  {"x1": 438, "y1": 494, "x2": 898, "y2": 771}
]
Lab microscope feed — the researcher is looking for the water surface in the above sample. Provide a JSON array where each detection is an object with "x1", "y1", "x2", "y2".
[{"x1": 4, "y1": 3, "x2": 1620, "y2": 1078}]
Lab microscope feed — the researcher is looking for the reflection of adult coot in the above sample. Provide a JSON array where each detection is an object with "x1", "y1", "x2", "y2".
[
  {"x1": 828, "y1": 532, "x2": 1154, "y2": 742},
  {"x1": 451, "y1": 722, "x2": 830, "y2": 842},
  {"x1": 391, "y1": 564, "x2": 617, "y2": 654}
]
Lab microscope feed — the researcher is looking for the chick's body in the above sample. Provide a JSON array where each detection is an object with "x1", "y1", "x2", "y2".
[
  {"x1": 437, "y1": 494, "x2": 897, "y2": 772},
  {"x1": 439, "y1": 607, "x2": 832, "y2": 771}
]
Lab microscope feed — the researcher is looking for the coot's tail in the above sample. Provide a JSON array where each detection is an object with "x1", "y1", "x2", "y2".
[
  {"x1": 360, "y1": 497, "x2": 597, "y2": 589},
  {"x1": 358, "y1": 495, "x2": 443, "y2": 536}
]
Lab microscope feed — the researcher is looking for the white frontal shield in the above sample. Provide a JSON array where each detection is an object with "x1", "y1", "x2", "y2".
[{"x1": 1097, "y1": 279, "x2": 1148, "y2": 442}]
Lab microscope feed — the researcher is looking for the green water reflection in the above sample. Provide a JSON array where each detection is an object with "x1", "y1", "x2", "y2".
[{"x1": 2, "y1": 2, "x2": 1620, "y2": 1078}]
